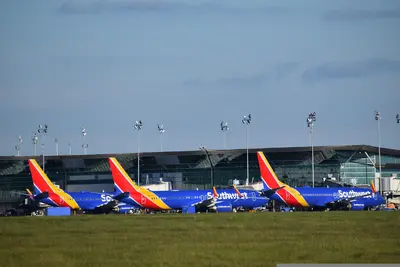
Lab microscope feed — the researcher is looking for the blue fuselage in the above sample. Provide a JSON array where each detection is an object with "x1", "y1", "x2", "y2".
[
  {"x1": 39, "y1": 191, "x2": 139, "y2": 212},
  {"x1": 269, "y1": 186, "x2": 385, "y2": 210},
  {"x1": 121, "y1": 189, "x2": 269, "y2": 210}
]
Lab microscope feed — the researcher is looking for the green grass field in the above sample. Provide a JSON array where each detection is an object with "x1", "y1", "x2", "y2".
[{"x1": 0, "y1": 212, "x2": 399, "y2": 267}]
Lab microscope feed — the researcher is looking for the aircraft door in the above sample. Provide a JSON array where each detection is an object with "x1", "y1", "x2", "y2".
[{"x1": 251, "y1": 192, "x2": 256, "y2": 201}]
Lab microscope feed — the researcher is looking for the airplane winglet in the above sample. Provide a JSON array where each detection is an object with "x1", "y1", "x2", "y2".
[
  {"x1": 212, "y1": 187, "x2": 219, "y2": 198},
  {"x1": 26, "y1": 188, "x2": 33, "y2": 199},
  {"x1": 371, "y1": 180, "x2": 377, "y2": 194},
  {"x1": 232, "y1": 185, "x2": 244, "y2": 198}
]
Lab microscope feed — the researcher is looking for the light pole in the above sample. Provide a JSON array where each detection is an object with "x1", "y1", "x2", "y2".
[
  {"x1": 15, "y1": 135, "x2": 22, "y2": 156},
  {"x1": 134, "y1": 120, "x2": 143, "y2": 186},
  {"x1": 220, "y1": 121, "x2": 229, "y2": 149},
  {"x1": 37, "y1": 124, "x2": 48, "y2": 172},
  {"x1": 81, "y1": 128, "x2": 88, "y2": 155},
  {"x1": 32, "y1": 133, "x2": 38, "y2": 156},
  {"x1": 158, "y1": 124, "x2": 165, "y2": 152},
  {"x1": 241, "y1": 114, "x2": 251, "y2": 182},
  {"x1": 55, "y1": 138, "x2": 59, "y2": 156},
  {"x1": 375, "y1": 111, "x2": 382, "y2": 195},
  {"x1": 200, "y1": 145, "x2": 214, "y2": 187},
  {"x1": 396, "y1": 114, "x2": 399, "y2": 124},
  {"x1": 68, "y1": 141, "x2": 72, "y2": 155},
  {"x1": 307, "y1": 112, "x2": 316, "y2": 187}
]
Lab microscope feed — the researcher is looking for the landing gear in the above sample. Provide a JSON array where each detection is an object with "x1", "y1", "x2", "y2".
[{"x1": 31, "y1": 210, "x2": 45, "y2": 216}]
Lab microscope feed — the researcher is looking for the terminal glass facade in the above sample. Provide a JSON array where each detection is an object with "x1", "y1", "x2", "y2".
[{"x1": 0, "y1": 146, "x2": 399, "y2": 194}]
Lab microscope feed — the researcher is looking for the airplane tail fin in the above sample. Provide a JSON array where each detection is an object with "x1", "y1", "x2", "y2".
[
  {"x1": 256, "y1": 152, "x2": 285, "y2": 190},
  {"x1": 108, "y1": 157, "x2": 140, "y2": 194},
  {"x1": 28, "y1": 159, "x2": 57, "y2": 195},
  {"x1": 371, "y1": 180, "x2": 377, "y2": 194}
]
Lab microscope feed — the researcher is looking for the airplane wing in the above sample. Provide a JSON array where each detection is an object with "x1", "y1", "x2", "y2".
[
  {"x1": 90, "y1": 200, "x2": 119, "y2": 213},
  {"x1": 188, "y1": 187, "x2": 219, "y2": 210},
  {"x1": 14, "y1": 189, "x2": 50, "y2": 201},
  {"x1": 89, "y1": 192, "x2": 131, "y2": 213}
]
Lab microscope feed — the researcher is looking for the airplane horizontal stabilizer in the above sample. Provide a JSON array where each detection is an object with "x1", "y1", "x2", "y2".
[
  {"x1": 33, "y1": 191, "x2": 49, "y2": 201},
  {"x1": 113, "y1": 192, "x2": 130, "y2": 201},
  {"x1": 260, "y1": 186, "x2": 285, "y2": 197}
]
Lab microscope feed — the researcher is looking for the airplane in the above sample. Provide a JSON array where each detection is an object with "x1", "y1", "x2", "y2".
[
  {"x1": 27, "y1": 159, "x2": 139, "y2": 214},
  {"x1": 256, "y1": 151, "x2": 386, "y2": 211},
  {"x1": 108, "y1": 157, "x2": 270, "y2": 214}
]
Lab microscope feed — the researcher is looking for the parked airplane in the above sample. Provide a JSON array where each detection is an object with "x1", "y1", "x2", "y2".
[
  {"x1": 108, "y1": 157, "x2": 269, "y2": 213},
  {"x1": 27, "y1": 159, "x2": 139, "y2": 214},
  {"x1": 257, "y1": 151, "x2": 386, "y2": 211}
]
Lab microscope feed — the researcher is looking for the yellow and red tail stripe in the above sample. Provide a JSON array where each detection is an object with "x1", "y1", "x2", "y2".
[
  {"x1": 28, "y1": 159, "x2": 81, "y2": 210},
  {"x1": 108, "y1": 157, "x2": 171, "y2": 210},
  {"x1": 257, "y1": 152, "x2": 309, "y2": 208}
]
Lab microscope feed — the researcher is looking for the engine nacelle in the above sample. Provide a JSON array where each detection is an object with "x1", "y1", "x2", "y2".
[
  {"x1": 114, "y1": 205, "x2": 136, "y2": 214},
  {"x1": 347, "y1": 201, "x2": 367, "y2": 211},
  {"x1": 215, "y1": 202, "x2": 233, "y2": 213}
]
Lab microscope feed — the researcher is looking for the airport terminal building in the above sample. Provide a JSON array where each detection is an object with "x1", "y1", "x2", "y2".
[{"x1": 1, "y1": 145, "x2": 400, "y2": 197}]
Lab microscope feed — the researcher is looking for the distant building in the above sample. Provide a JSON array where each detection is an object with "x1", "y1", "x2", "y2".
[{"x1": 0, "y1": 145, "x2": 399, "y2": 195}]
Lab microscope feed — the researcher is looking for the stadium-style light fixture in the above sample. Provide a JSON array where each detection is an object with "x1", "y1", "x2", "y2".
[
  {"x1": 220, "y1": 121, "x2": 229, "y2": 149},
  {"x1": 200, "y1": 145, "x2": 214, "y2": 187},
  {"x1": 158, "y1": 124, "x2": 165, "y2": 152},
  {"x1": 134, "y1": 120, "x2": 143, "y2": 186},
  {"x1": 81, "y1": 127, "x2": 88, "y2": 155},
  {"x1": 241, "y1": 114, "x2": 251, "y2": 183},
  {"x1": 37, "y1": 124, "x2": 48, "y2": 172},
  {"x1": 32, "y1": 133, "x2": 38, "y2": 156},
  {"x1": 14, "y1": 135, "x2": 23, "y2": 156},
  {"x1": 374, "y1": 111, "x2": 382, "y2": 195},
  {"x1": 55, "y1": 138, "x2": 59, "y2": 156},
  {"x1": 307, "y1": 112, "x2": 316, "y2": 187},
  {"x1": 68, "y1": 141, "x2": 72, "y2": 155}
]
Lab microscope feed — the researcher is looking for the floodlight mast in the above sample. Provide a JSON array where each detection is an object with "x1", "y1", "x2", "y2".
[
  {"x1": 134, "y1": 120, "x2": 143, "y2": 186},
  {"x1": 81, "y1": 128, "x2": 88, "y2": 155},
  {"x1": 375, "y1": 111, "x2": 382, "y2": 195},
  {"x1": 220, "y1": 121, "x2": 229, "y2": 149},
  {"x1": 200, "y1": 145, "x2": 214, "y2": 187},
  {"x1": 32, "y1": 133, "x2": 38, "y2": 156},
  {"x1": 158, "y1": 124, "x2": 165, "y2": 152},
  {"x1": 55, "y1": 138, "x2": 59, "y2": 156},
  {"x1": 307, "y1": 112, "x2": 316, "y2": 187},
  {"x1": 68, "y1": 141, "x2": 72, "y2": 155},
  {"x1": 37, "y1": 124, "x2": 48, "y2": 172},
  {"x1": 15, "y1": 135, "x2": 22, "y2": 156},
  {"x1": 242, "y1": 114, "x2": 251, "y2": 183}
]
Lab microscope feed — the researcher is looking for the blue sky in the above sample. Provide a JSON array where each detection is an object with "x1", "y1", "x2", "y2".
[{"x1": 1, "y1": 0, "x2": 399, "y2": 156}]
